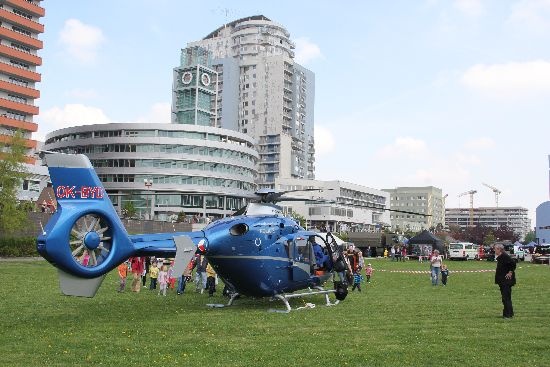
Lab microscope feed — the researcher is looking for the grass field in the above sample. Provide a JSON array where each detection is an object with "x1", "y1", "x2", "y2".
[{"x1": 1, "y1": 258, "x2": 549, "y2": 367}]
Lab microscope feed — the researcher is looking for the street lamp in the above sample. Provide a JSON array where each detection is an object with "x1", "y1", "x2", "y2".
[{"x1": 144, "y1": 178, "x2": 153, "y2": 220}]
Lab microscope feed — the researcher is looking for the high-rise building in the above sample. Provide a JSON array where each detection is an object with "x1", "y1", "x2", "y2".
[
  {"x1": 175, "y1": 15, "x2": 315, "y2": 188},
  {"x1": 0, "y1": 0, "x2": 44, "y2": 163},
  {"x1": 445, "y1": 207, "x2": 531, "y2": 240},
  {"x1": 383, "y1": 186, "x2": 445, "y2": 232}
]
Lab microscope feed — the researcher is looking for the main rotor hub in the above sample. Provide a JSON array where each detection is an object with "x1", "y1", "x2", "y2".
[{"x1": 83, "y1": 231, "x2": 101, "y2": 250}]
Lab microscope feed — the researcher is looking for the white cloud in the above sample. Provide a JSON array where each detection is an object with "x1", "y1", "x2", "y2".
[
  {"x1": 460, "y1": 60, "x2": 550, "y2": 99},
  {"x1": 133, "y1": 102, "x2": 171, "y2": 124},
  {"x1": 314, "y1": 126, "x2": 336, "y2": 157},
  {"x1": 294, "y1": 37, "x2": 322, "y2": 65},
  {"x1": 464, "y1": 137, "x2": 495, "y2": 150},
  {"x1": 509, "y1": 0, "x2": 550, "y2": 32},
  {"x1": 453, "y1": 0, "x2": 484, "y2": 17},
  {"x1": 35, "y1": 103, "x2": 170, "y2": 141},
  {"x1": 376, "y1": 137, "x2": 429, "y2": 160},
  {"x1": 59, "y1": 19, "x2": 105, "y2": 65},
  {"x1": 454, "y1": 152, "x2": 482, "y2": 166}
]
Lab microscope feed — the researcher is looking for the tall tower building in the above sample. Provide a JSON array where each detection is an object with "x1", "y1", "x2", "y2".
[
  {"x1": 172, "y1": 46, "x2": 218, "y2": 126},
  {"x1": 0, "y1": 0, "x2": 44, "y2": 163},
  {"x1": 176, "y1": 15, "x2": 315, "y2": 188}
]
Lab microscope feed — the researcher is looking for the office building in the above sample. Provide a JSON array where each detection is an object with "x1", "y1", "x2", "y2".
[
  {"x1": 535, "y1": 202, "x2": 550, "y2": 245},
  {"x1": 0, "y1": 0, "x2": 44, "y2": 163},
  {"x1": 181, "y1": 15, "x2": 315, "y2": 188},
  {"x1": 275, "y1": 178, "x2": 390, "y2": 233},
  {"x1": 383, "y1": 186, "x2": 445, "y2": 232},
  {"x1": 445, "y1": 207, "x2": 531, "y2": 240},
  {"x1": 44, "y1": 123, "x2": 258, "y2": 221}
]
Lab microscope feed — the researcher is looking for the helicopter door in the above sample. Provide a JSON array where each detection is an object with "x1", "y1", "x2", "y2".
[{"x1": 291, "y1": 237, "x2": 312, "y2": 281}]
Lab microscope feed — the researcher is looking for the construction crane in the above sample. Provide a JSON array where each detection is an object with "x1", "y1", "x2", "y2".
[
  {"x1": 482, "y1": 182, "x2": 502, "y2": 207},
  {"x1": 458, "y1": 190, "x2": 477, "y2": 226}
]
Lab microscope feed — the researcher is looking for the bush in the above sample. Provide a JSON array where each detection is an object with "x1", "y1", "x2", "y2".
[{"x1": 0, "y1": 237, "x2": 38, "y2": 257}]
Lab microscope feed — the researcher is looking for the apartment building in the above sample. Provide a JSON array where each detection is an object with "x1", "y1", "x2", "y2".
[
  {"x1": 383, "y1": 186, "x2": 445, "y2": 232},
  {"x1": 0, "y1": 0, "x2": 44, "y2": 163}
]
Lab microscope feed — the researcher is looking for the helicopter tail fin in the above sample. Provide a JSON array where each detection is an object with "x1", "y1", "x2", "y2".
[{"x1": 37, "y1": 152, "x2": 135, "y2": 290}]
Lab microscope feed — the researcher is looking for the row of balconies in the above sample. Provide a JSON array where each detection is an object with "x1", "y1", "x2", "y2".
[
  {"x1": 4, "y1": 0, "x2": 44, "y2": 18},
  {"x1": 0, "y1": 60, "x2": 40, "y2": 82},
  {"x1": 0, "y1": 24, "x2": 41, "y2": 50},
  {"x1": 0, "y1": 78, "x2": 38, "y2": 98},
  {"x1": 0, "y1": 95, "x2": 37, "y2": 114},
  {"x1": 0, "y1": 7, "x2": 44, "y2": 34}
]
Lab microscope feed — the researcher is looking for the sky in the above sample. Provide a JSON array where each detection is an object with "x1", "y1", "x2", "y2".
[{"x1": 36, "y1": 0, "x2": 550, "y2": 222}]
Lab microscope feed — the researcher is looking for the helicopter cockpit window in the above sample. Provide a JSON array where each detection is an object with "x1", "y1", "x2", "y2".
[
  {"x1": 229, "y1": 223, "x2": 248, "y2": 236},
  {"x1": 295, "y1": 238, "x2": 311, "y2": 264}
]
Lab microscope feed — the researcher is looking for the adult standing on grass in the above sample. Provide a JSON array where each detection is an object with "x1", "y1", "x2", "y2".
[
  {"x1": 430, "y1": 250, "x2": 443, "y2": 286},
  {"x1": 494, "y1": 244, "x2": 516, "y2": 319}
]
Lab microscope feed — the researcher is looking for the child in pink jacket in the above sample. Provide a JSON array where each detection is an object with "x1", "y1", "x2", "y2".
[{"x1": 158, "y1": 265, "x2": 168, "y2": 296}]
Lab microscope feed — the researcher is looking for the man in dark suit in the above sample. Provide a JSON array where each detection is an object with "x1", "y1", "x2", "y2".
[{"x1": 494, "y1": 244, "x2": 516, "y2": 319}]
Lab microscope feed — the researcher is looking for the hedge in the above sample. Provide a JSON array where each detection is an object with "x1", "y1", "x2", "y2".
[{"x1": 0, "y1": 237, "x2": 39, "y2": 257}]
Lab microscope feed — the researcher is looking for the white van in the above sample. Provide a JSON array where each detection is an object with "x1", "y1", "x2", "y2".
[{"x1": 449, "y1": 242, "x2": 479, "y2": 260}]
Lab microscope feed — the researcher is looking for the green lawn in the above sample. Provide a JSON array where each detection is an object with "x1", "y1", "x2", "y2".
[{"x1": 1, "y1": 258, "x2": 549, "y2": 367}]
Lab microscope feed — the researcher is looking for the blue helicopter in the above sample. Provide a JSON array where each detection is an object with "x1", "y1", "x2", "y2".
[
  {"x1": 36, "y1": 152, "x2": 427, "y2": 312},
  {"x1": 36, "y1": 151, "x2": 351, "y2": 311}
]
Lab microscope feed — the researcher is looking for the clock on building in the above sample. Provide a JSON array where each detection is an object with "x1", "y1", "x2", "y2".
[
  {"x1": 181, "y1": 71, "x2": 192, "y2": 84},
  {"x1": 201, "y1": 73, "x2": 211, "y2": 86}
]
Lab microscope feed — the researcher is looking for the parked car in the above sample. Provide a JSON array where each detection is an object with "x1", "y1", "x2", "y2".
[
  {"x1": 532, "y1": 245, "x2": 550, "y2": 264},
  {"x1": 449, "y1": 242, "x2": 480, "y2": 260},
  {"x1": 503, "y1": 244, "x2": 525, "y2": 262}
]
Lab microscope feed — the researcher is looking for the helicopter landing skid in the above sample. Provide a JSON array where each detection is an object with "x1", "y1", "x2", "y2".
[
  {"x1": 268, "y1": 288, "x2": 338, "y2": 313},
  {"x1": 206, "y1": 292, "x2": 240, "y2": 309}
]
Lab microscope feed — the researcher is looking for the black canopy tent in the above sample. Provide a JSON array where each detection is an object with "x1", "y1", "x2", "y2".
[{"x1": 407, "y1": 230, "x2": 446, "y2": 256}]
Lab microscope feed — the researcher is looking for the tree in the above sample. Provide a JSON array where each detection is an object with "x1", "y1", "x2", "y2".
[
  {"x1": 176, "y1": 210, "x2": 186, "y2": 223},
  {"x1": 483, "y1": 231, "x2": 496, "y2": 246},
  {"x1": 0, "y1": 131, "x2": 29, "y2": 234},
  {"x1": 122, "y1": 200, "x2": 137, "y2": 219},
  {"x1": 523, "y1": 231, "x2": 535, "y2": 244},
  {"x1": 292, "y1": 213, "x2": 306, "y2": 228},
  {"x1": 464, "y1": 225, "x2": 490, "y2": 245},
  {"x1": 494, "y1": 225, "x2": 519, "y2": 243}
]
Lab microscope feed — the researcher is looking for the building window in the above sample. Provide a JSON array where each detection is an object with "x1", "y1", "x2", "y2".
[
  {"x1": 11, "y1": 25, "x2": 31, "y2": 36},
  {"x1": 9, "y1": 59, "x2": 30, "y2": 69}
]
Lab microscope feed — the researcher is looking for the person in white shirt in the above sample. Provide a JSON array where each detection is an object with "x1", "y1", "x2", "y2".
[{"x1": 430, "y1": 250, "x2": 443, "y2": 286}]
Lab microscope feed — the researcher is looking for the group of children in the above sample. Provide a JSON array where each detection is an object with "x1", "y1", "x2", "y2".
[
  {"x1": 118, "y1": 259, "x2": 180, "y2": 296},
  {"x1": 117, "y1": 254, "x2": 218, "y2": 297},
  {"x1": 351, "y1": 263, "x2": 373, "y2": 292}
]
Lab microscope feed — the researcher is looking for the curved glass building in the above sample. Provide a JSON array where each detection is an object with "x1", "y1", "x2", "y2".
[{"x1": 44, "y1": 123, "x2": 258, "y2": 221}]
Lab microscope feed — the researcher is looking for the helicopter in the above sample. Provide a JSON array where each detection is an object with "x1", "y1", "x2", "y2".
[{"x1": 36, "y1": 151, "x2": 428, "y2": 312}]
